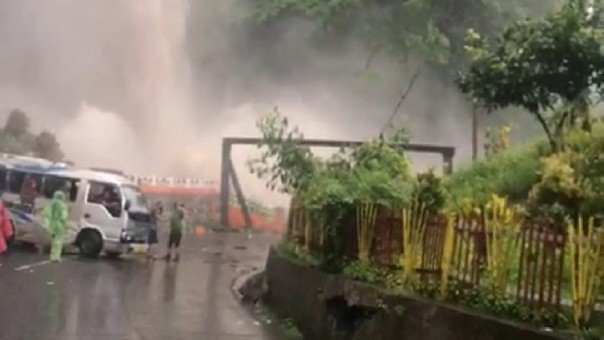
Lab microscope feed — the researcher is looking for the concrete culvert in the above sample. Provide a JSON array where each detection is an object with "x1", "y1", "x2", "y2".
[
  {"x1": 239, "y1": 271, "x2": 268, "y2": 304},
  {"x1": 325, "y1": 296, "x2": 379, "y2": 339}
]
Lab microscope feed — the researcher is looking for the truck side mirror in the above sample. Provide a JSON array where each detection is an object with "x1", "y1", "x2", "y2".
[{"x1": 124, "y1": 199, "x2": 131, "y2": 211}]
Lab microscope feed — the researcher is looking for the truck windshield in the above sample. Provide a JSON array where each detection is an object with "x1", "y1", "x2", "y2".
[{"x1": 121, "y1": 185, "x2": 147, "y2": 211}]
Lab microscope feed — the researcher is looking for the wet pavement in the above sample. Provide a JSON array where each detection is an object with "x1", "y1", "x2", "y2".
[{"x1": 0, "y1": 230, "x2": 284, "y2": 340}]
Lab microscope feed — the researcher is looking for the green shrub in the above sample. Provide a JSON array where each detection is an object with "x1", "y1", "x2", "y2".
[
  {"x1": 342, "y1": 260, "x2": 382, "y2": 284},
  {"x1": 445, "y1": 139, "x2": 545, "y2": 207},
  {"x1": 415, "y1": 169, "x2": 446, "y2": 213},
  {"x1": 446, "y1": 123, "x2": 604, "y2": 218},
  {"x1": 527, "y1": 151, "x2": 584, "y2": 224},
  {"x1": 301, "y1": 139, "x2": 416, "y2": 211},
  {"x1": 566, "y1": 125, "x2": 604, "y2": 218}
]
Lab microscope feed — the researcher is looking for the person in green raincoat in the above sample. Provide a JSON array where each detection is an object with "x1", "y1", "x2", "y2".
[
  {"x1": 42, "y1": 190, "x2": 68, "y2": 262},
  {"x1": 166, "y1": 203, "x2": 187, "y2": 262}
]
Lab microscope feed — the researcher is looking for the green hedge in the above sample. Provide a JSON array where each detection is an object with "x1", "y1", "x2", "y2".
[
  {"x1": 445, "y1": 123, "x2": 604, "y2": 210},
  {"x1": 444, "y1": 139, "x2": 547, "y2": 207}
]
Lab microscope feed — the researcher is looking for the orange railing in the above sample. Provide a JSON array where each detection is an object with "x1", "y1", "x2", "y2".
[{"x1": 140, "y1": 186, "x2": 285, "y2": 234}]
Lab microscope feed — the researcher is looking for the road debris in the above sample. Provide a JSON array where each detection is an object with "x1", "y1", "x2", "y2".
[{"x1": 14, "y1": 259, "x2": 51, "y2": 271}]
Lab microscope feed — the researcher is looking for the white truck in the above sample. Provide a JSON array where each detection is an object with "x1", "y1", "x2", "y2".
[{"x1": 0, "y1": 154, "x2": 151, "y2": 258}]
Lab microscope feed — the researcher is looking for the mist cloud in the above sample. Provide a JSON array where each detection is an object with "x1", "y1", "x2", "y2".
[{"x1": 0, "y1": 0, "x2": 495, "y2": 205}]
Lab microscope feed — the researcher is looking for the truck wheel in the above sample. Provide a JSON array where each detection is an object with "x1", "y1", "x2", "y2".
[{"x1": 77, "y1": 229, "x2": 103, "y2": 258}]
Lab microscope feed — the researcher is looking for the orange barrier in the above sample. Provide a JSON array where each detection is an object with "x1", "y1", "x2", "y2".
[
  {"x1": 228, "y1": 206, "x2": 245, "y2": 229},
  {"x1": 271, "y1": 207, "x2": 285, "y2": 234},
  {"x1": 140, "y1": 185, "x2": 218, "y2": 195},
  {"x1": 227, "y1": 206, "x2": 285, "y2": 234},
  {"x1": 194, "y1": 226, "x2": 206, "y2": 236},
  {"x1": 140, "y1": 186, "x2": 285, "y2": 233}
]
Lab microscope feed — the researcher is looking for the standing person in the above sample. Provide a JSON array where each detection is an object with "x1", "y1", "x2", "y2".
[
  {"x1": 20, "y1": 176, "x2": 37, "y2": 213},
  {"x1": 0, "y1": 197, "x2": 13, "y2": 257},
  {"x1": 179, "y1": 203, "x2": 187, "y2": 231},
  {"x1": 42, "y1": 191, "x2": 68, "y2": 263},
  {"x1": 166, "y1": 203, "x2": 186, "y2": 262},
  {"x1": 98, "y1": 187, "x2": 120, "y2": 217},
  {"x1": 146, "y1": 201, "x2": 162, "y2": 261}
]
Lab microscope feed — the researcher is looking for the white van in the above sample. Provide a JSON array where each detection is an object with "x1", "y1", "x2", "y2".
[{"x1": 0, "y1": 155, "x2": 151, "y2": 258}]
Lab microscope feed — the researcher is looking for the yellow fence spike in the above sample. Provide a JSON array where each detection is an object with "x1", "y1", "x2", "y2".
[
  {"x1": 568, "y1": 216, "x2": 604, "y2": 327},
  {"x1": 479, "y1": 194, "x2": 522, "y2": 298},
  {"x1": 355, "y1": 201, "x2": 378, "y2": 264}
]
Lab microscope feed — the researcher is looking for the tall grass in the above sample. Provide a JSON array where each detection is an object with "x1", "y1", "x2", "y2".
[{"x1": 445, "y1": 139, "x2": 546, "y2": 206}]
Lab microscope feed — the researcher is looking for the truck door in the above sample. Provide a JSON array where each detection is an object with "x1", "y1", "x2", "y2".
[{"x1": 82, "y1": 181, "x2": 124, "y2": 242}]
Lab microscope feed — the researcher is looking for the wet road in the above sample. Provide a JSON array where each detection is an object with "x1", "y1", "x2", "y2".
[{"x1": 0, "y1": 231, "x2": 284, "y2": 340}]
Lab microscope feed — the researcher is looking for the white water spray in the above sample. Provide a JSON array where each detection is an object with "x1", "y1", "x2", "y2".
[
  {"x1": 58, "y1": 0, "x2": 200, "y2": 175},
  {"x1": 0, "y1": 0, "x2": 487, "y2": 206}
]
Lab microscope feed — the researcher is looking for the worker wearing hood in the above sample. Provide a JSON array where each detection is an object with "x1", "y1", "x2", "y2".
[
  {"x1": 0, "y1": 197, "x2": 12, "y2": 255},
  {"x1": 42, "y1": 191, "x2": 68, "y2": 262}
]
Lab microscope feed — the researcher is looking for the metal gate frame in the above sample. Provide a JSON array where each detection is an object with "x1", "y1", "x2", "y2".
[{"x1": 219, "y1": 137, "x2": 455, "y2": 228}]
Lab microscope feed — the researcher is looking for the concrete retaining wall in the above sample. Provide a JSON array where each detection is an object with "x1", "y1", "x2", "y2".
[{"x1": 264, "y1": 248, "x2": 570, "y2": 340}]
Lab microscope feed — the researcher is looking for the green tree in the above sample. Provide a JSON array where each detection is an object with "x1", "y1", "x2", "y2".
[
  {"x1": 0, "y1": 109, "x2": 65, "y2": 160},
  {"x1": 4, "y1": 108, "x2": 30, "y2": 137},
  {"x1": 249, "y1": 110, "x2": 415, "y2": 209},
  {"x1": 32, "y1": 131, "x2": 64, "y2": 162},
  {"x1": 253, "y1": 0, "x2": 563, "y2": 73},
  {"x1": 0, "y1": 109, "x2": 33, "y2": 155},
  {"x1": 247, "y1": 107, "x2": 317, "y2": 194},
  {"x1": 0, "y1": 133, "x2": 30, "y2": 155},
  {"x1": 457, "y1": 0, "x2": 604, "y2": 150}
]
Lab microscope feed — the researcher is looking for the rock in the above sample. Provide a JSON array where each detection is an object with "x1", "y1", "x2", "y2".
[{"x1": 238, "y1": 271, "x2": 268, "y2": 304}]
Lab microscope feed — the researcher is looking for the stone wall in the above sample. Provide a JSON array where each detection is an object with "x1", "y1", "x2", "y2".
[{"x1": 264, "y1": 248, "x2": 570, "y2": 340}]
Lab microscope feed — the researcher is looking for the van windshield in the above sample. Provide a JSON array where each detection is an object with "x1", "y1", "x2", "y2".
[{"x1": 121, "y1": 185, "x2": 147, "y2": 211}]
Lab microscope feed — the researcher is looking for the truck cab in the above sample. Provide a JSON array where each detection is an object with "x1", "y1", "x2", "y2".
[{"x1": 0, "y1": 156, "x2": 151, "y2": 258}]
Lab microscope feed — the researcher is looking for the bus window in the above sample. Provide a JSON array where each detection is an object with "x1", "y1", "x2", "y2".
[
  {"x1": 0, "y1": 168, "x2": 7, "y2": 192},
  {"x1": 27, "y1": 174, "x2": 43, "y2": 193},
  {"x1": 86, "y1": 181, "x2": 122, "y2": 218},
  {"x1": 42, "y1": 176, "x2": 80, "y2": 202},
  {"x1": 25, "y1": 174, "x2": 42, "y2": 206},
  {"x1": 8, "y1": 171, "x2": 26, "y2": 194}
]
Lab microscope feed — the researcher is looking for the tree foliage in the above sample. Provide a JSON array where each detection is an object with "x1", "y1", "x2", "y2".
[
  {"x1": 446, "y1": 121, "x2": 604, "y2": 222},
  {"x1": 0, "y1": 109, "x2": 64, "y2": 161},
  {"x1": 248, "y1": 109, "x2": 416, "y2": 212},
  {"x1": 457, "y1": 0, "x2": 604, "y2": 149},
  {"x1": 303, "y1": 140, "x2": 415, "y2": 210},
  {"x1": 5, "y1": 109, "x2": 30, "y2": 138},
  {"x1": 253, "y1": 0, "x2": 562, "y2": 72},
  {"x1": 32, "y1": 131, "x2": 64, "y2": 162},
  {"x1": 444, "y1": 138, "x2": 545, "y2": 208},
  {"x1": 247, "y1": 107, "x2": 318, "y2": 194}
]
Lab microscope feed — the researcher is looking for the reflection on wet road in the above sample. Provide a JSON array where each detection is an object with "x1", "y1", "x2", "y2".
[{"x1": 0, "y1": 232, "x2": 283, "y2": 340}]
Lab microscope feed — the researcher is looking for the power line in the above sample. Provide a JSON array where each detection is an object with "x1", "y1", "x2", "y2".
[{"x1": 380, "y1": 69, "x2": 421, "y2": 137}]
